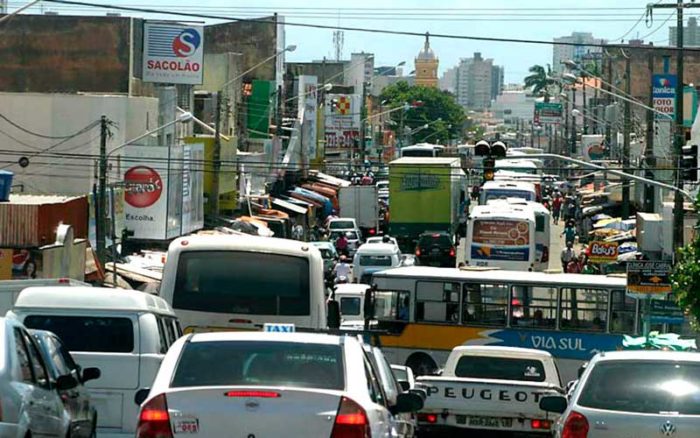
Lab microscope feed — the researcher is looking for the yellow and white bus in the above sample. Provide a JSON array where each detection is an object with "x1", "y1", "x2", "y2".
[
  {"x1": 371, "y1": 267, "x2": 633, "y2": 383},
  {"x1": 160, "y1": 234, "x2": 327, "y2": 333}
]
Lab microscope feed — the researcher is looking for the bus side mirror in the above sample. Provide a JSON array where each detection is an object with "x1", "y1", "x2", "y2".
[{"x1": 327, "y1": 299, "x2": 341, "y2": 329}]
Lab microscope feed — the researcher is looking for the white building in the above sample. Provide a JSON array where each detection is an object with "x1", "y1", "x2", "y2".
[
  {"x1": 552, "y1": 32, "x2": 605, "y2": 74},
  {"x1": 670, "y1": 17, "x2": 700, "y2": 47},
  {"x1": 439, "y1": 66, "x2": 458, "y2": 94},
  {"x1": 345, "y1": 52, "x2": 375, "y2": 95},
  {"x1": 490, "y1": 89, "x2": 536, "y2": 124},
  {"x1": 455, "y1": 52, "x2": 494, "y2": 110}
]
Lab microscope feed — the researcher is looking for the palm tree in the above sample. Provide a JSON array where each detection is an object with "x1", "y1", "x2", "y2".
[{"x1": 524, "y1": 64, "x2": 556, "y2": 102}]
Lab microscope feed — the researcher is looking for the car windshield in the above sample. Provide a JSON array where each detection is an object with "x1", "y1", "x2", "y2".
[
  {"x1": 577, "y1": 360, "x2": 700, "y2": 415},
  {"x1": 454, "y1": 356, "x2": 546, "y2": 382},
  {"x1": 171, "y1": 341, "x2": 344, "y2": 391},
  {"x1": 329, "y1": 221, "x2": 355, "y2": 229},
  {"x1": 318, "y1": 248, "x2": 334, "y2": 259},
  {"x1": 418, "y1": 234, "x2": 451, "y2": 247},
  {"x1": 340, "y1": 297, "x2": 361, "y2": 315}
]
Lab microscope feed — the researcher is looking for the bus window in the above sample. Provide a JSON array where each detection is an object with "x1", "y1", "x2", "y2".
[
  {"x1": 375, "y1": 290, "x2": 409, "y2": 320},
  {"x1": 610, "y1": 290, "x2": 636, "y2": 334},
  {"x1": 535, "y1": 214, "x2": 546, "y2": 233},
  {"x1": 462, "y1": 283, "x2": 508, "y2": 326},
  {"x1": 510, "y1": 286, "x2": 557, "y2": 329},
  {"x1": 416, "y1": 282, "x2": 460, "y2": 323},
  {"x1": 561, "y1": 288, "x2": 608, "y2": 332}
]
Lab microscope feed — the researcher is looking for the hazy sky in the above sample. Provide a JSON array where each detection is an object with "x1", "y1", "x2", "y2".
[{"x1": 14, "y1": 0, "x2": 682, "y2": 82}]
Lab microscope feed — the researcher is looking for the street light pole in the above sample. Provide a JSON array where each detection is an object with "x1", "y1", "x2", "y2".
[
  {"x1": 570, "y1": 86, "x2": 577, "y2": 154},
  {"x1": 622, "y1": 50, "x2": 631, "y2": 219},
  {"x1": 96, "y1": 115, "x2": 110, "y2": 265},
  {"x1": 673, "y1": 0, "x2": 686, "y2": 252}
]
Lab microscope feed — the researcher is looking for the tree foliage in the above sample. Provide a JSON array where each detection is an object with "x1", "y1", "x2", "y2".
[
  {"x1": 379, "y1": 81, "x2": 465, "y2": 145},
  {"x1": 671, "y1": 193, "x2": 700, "y2": 329},
  {"x1": 524, "y1": 64, "x2": 557, "y2": 102}
]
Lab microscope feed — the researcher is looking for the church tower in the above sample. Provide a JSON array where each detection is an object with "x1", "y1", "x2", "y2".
[{"x1": 415, "y1": 33, "x2": 438, "y2": 87}]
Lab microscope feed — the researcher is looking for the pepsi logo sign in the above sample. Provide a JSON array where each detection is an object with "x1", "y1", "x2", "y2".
[{"x1": 124, "y1": 166, "x2": 163, "y2": 208}]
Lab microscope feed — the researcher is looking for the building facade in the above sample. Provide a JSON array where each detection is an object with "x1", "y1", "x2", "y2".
[
  {"x1": 439, "y1": 66, "x2": 458, "y2": 94},
  {"x1": 455, "y1": 52, "x2": 494, "y2": 110},
  {"x1": 414, "y1": 34, "x2": 438, "y2": 88},
  {"x1": 491, "y1": 65, "x2": 504, "y2": 100},
  {"x1": 552, "y1": 32, "x2": 605, "y2": 74},
  {"x1": 670, "y1": 17, "x2": 700, "y2": 47}
]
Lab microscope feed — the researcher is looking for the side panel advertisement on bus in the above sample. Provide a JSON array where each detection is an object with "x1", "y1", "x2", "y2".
[{"x1": 470, "y1": 220, "x2": 530, "y2": 261}]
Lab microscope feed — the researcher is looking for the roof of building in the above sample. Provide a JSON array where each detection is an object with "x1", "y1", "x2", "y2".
[
  {"x1": 7, "y1": 194, "x2": 85, "y2": 205},
  {"x1": 416, "y1": 34, "x2": 436, "y2": 61}
]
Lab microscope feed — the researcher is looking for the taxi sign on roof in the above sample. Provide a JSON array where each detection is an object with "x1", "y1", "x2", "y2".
[{"x1": 263, "y1": 323, "x2": 296, "y2": 333}]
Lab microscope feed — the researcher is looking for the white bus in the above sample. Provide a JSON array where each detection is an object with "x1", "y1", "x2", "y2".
[
  {"x1": 370, "y1": 267, "x2": 633, "y2": 382},
  {"x1": 160, "y1": 234, "x2": 327, "y2": 333},
  {"x1": 487, "y1": 198, "x2": 551, "y2": 271},
  {"x1": 480, "y1": 180, "x2": 537, "y2": 205},
  {"x1": 466, "y1": 204, "x2": 537, "y2": 271},
  {"x1": 495, "y1": 158, "x2": 542, "y2": 175},
  {"x1": 400, "y1": 143, "x2": 445, "y2": 158}
]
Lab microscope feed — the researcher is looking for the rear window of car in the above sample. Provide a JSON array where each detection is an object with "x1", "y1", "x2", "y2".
[
  {"x1": 330, "y1": 221, "x2": 355, "y2": 229},
  {"x1": 578, "y1": 360, "x2": 700, "y2": 415},
  {"x1": 455, "y1": 356, "x2": 546, "y2": 382},
  {"x1": 171, "y1": 341, "x2": 345, "y2": 391},
  {"x1": 24, "y1": 315, "x2": 134, "y2": 353},
  {"x1": 418, "y1": 234, "x2": 451, "y2": 247},
  {"x1": 360, "y1": 255, "x2": 393, "y2": 266},
  {"x1": 340, "y1": 297, "x2": 361, "y2": 316}
]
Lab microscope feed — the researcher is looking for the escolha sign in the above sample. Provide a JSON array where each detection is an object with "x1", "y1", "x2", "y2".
[{"x1": 143, "y1": 22, "x2": 204, "y2": 85}]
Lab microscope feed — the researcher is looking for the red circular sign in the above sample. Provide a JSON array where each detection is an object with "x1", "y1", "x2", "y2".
[{"x1": 124, "y1": 166, "x2": 163, "y2": 208}]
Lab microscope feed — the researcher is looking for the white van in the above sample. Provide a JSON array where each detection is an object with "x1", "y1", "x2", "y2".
[
  {"x1": 334, "y1": 283, "x2": 393, "y2": 328},
  {"x1": 7, "y1": 287, "x2": 181, "y2": 438},
  {"x1": 352, "y1": 243, "x2": 402, "y2": 284}
]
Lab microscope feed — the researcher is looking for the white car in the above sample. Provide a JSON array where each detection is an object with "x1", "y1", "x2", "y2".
[
  {"x1": 366, "y1": 236, "x2": 399, "y2": 247},
  {"x1": 541, "y1": 350, "x2": 700, "y2": 438},
  {"x1": 135, "y1": 331, "x2": 423, "y2": 438},
  {"x1": 0, "y1": 317, "x2": 71, "y2": 437}
]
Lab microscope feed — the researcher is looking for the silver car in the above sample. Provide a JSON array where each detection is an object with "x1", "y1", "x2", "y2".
[{"x1": 540, "y1": 350, "x2": 700, "y2": 438}]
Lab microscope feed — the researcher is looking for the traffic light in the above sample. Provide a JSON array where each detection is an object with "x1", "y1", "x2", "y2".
[
  {"x1": 474, "y1": 140, "x2": 491, "y2": 156},
  {"x1": 483, "y1": 157, "x2": 496, "y2": 181},
  {"x1": 681, "y1": 144, "x2": 699, "y2": 182},
  {"x1": 490, "y1": 141, "x2": 507, "y2": 158}
]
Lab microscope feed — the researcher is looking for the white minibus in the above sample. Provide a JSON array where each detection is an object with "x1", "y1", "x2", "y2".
[{"x1": 480, "y1": 180, "x2": 537, "y2": 205}]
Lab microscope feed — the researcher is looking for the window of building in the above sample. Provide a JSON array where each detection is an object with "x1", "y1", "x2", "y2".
[
  {"x1": 462, "y1": 283, "x2": 509, "y2": 326},
  {"x1": 415, "y1": 282, "x2": 460, "y2": 323},
  {"x1": 561, "y1": 288, "x2": 608, "y2": 332},
  {"x1": 511, "y1": 285, "x2": 557, "y2": 329}
]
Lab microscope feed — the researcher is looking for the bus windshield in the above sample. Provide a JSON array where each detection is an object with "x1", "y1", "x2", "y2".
[
  {"x1": 483, "y1": 189, "x2": 535, "y2": 202},
  {"x1": 173, "y1": 251, "x2": 310, "y2": 315}
]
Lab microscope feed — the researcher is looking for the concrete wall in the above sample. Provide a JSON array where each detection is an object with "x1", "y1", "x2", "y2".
[
  {"x1": 0, "y1": 93, "x2": 159, "y2": 195},
  {"x1": 0, "y1": 15, "x2": 142, "y2": 94}
]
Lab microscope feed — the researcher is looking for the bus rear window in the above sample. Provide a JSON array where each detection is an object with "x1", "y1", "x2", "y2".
[{"x1": 173, "y1": 251, "x2": 310, "y2": 315}]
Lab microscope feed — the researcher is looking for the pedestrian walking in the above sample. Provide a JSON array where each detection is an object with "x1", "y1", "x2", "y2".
[
  {"x1": 562, "y1": 220, "x2": 576, "y2": 246},
  {"x1": 560, "y1": 241, "x2": 576, "y2": 272},
  {"x1": 471, "y1": 185, "x2": 480, "y2": 202},
  {"x1": 552, "y1": 194, "x2": 562, "y2": 224}
]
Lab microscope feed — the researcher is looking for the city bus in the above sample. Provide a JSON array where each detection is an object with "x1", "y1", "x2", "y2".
[
  {"x1": 370, "y1": 267, "x2": 633, "y2": 383},
  {"x1": 466, "y1": 204, "x2": 537, "y2": 271},
  {"x1": 400, "y1": 144, "x2": 445, "y2": 158},
  {"x1": 479, "y1": 180, "x2": 537, "y2": 204},
  {"x1": 495, "y1": 158, "x2": 542, "y2": 175},
  {"x1": 159, "y1": 234, "x2": 327, "y2": 333},
  {"x1": 487, "y1": 198, "x2": 551, "y2": 271}
]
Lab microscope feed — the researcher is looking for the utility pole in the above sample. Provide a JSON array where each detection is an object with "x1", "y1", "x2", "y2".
[
  {"x1": 645, "y1": 52, "x2": 656, "y2": 212},
  {"x1": 96, "y1": 115, "x2": 109, "y2": 265},
  {"x1": 605, "y1": 52, "x2": 613, "y2": 151},
  {"x1": 582, "y1": 74, "x2": 588, "y2": 135},
  {"x1": 570, "y1": 86, "x2": 577, "y2": 154},
  {"x1": 211, "y1": 92, "x2": 221, "y2": 215},
  {"x1": 622, "y1": 51, "x2": 631, "y2": 219},
  {"x1": 360, "y1": 81, "x2": 368, "y2": 163}
]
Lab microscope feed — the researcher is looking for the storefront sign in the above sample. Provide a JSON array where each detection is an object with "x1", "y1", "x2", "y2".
[
  {"x1": 325, "y1": 94, "x2": 361, "y2": 148},
  {"x1": 626, "y1": 260, "x2": 672, "y2": 298},
  {"x1": 533, "y1": 102, "x2": 562, "y2": 125},
  {"x1": 587, "y1": 241, "x2": 618, "y2": 264},
  {"x1": 652, "y1": 74, "x2": 676, "y2": 120},
  {"x1": 143, "y1": 22, "x2": 204, "y2": 84}
]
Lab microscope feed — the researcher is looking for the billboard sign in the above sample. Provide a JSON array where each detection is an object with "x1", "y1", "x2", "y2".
[
  {"x1": 471, "y1": 219, "x2": 531, "y2": 262},
  {"x1": 298, "y1": 76, "x2": 318, "y2": 162},
  {"x1": 587, "y1": 241, "x2": 618, "y2": 264},
  {"x1": 325, "y1": 94, "x2": 361, "y2": 148},
  {"x1": 652, "y1": 74, "x2": 677, "y2": 120},
  {"x1": 626, "y1": 260, "x2": 672, "y2": 298},
  {"x1": 581, "y1": 134, "x2": 605, "y2": 161},
  {"x1": 124, "y1": 146, "x2": 170, "y2": 239},
  {"x1": 143, "y1": 22, "x2": 204, "y2": 85},
  {"x1": 534, "y1": 102, "x2": 562, "y2": 125}
]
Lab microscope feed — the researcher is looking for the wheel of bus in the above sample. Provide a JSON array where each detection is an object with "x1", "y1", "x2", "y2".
[{"x1": 406, "y1": 353, "x2": 438, "y2": 377}]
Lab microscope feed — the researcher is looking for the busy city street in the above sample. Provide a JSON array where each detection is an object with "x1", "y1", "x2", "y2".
[{"x1": 2, "y1": 0, "x2": 700, "y2": 437}]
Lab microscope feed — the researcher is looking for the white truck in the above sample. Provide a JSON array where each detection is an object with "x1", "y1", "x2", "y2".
[
  {"x1": 338, "y1": 185, "x2": 379, "y2": 235},
  {"x1": 415, "y1": 346, "x2": 564, "y2": 436}
]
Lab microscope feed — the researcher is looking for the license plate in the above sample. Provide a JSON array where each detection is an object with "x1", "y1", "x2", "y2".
[
  {"x1": 431, "y1": 248, "x2": 441, "y2": 255},
  {"x1": 465, "y1": 416, "x2": 513, "y2": 428},
  {"x1": 173, "y1": 419, "x2": 199, "y2": 433}
]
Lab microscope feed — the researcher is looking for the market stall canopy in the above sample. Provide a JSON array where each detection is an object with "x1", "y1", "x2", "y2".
[
  {"x1": 623, "y1": 332, "x2": 696, "y2": 351},
  {"x1": 309, "y1": 171, "x2": 352, "y2": 188},
  {"x1": 272, "y1": 198, "x2": 308, "y2": 215}
]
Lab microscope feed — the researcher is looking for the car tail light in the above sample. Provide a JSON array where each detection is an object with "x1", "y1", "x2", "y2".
[
  {"x1": 531, "y1": 419, "x2": 551, "y2": 430},
  {"x1": 137, "y1": 394, "x2": 173, "y2": 438},
  {"x1": 562, "y1": 411, "x2": 589, "y2": 438},
  {"x1": 415, "y1": 248, "x2": 421, "y2": 257},
  {"x1": 542, "y1": 246, "x2": 549, "y2": 263},
  {"x1": 418, "y1": 413, "x2": 437, "y2": 424},
  {"x1": 331, "y1": 397, "x2": 370, "y2": 438},
  {"x1": 449, "y1": 247, "x2": 456, "y2": 257},
  {"x1": 369, "y1": 228, "x2": 376, "y2": 235}
]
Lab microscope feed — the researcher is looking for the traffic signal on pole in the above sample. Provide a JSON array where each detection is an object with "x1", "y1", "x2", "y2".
[
  {"x1": 483, "y1": 157, "x2": 496, "y2": 181},
  {"x1": 474, "y1": 140, "x2": 491, "y2": 156},
  {"x1": 681, "y1": 144, "x2": 699, "y2": 182},
  {"x1": 490, "y1": 141, "x2": 507, "y2": 158}
]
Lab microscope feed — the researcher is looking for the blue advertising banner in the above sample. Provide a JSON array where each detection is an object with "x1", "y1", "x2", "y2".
[{"x1": 652, "y1": 74, "x2": 677, "y2": 120}]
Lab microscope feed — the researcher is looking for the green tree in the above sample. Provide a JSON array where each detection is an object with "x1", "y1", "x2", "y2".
[
  {"x1": 379, "y1": 81, "x2": 465, "y2": 145},
  {"x1": 671, "y1": 193, "x2": 700, "y2": 329},
  {"x1": 524, "y1": 64, "x2": 557, "y2": 102}
]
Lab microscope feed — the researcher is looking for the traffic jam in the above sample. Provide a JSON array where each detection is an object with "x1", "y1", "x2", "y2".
[{"x1": 1, "y1": 144, "x2": 698, "y2": 438}]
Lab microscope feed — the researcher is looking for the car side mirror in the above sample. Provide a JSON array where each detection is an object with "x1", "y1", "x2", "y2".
[
  {"x1": 327, "y1": 299, "x2": 341, "y2": 330},
  {"x1": 539, "y1": 395, "x2": 568, "y2": 414},
  {"x1": 409, "y1": 388, "x2": 427, "y2": 401},
  {"x1": 134, "y1": 388, "x2": 150, "y2": 406},
  {"x1": 394, "y1": 392, "x2": 424, "y2": 413},
  {"x1": 398, "y1": 380, "x2": 410, "y2": 392},
  {"x1": 82, "y1": 367, "x2": 101, "y2": 383},
  {"x1": 56, "y1": 374, "x2": 78, "y2": 391}
]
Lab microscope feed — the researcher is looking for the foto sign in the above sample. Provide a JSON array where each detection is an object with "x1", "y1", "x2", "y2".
[
  {"x1": 626, "y1": 260, "x2": 672, "y2": 298},
  {"x1": 652, "y1": 74, "x2": 676, "y2": 120},
  {"x1": 143, "y1": 22, "x2": 204, "y2": 85},
  {"x1": 587, "y1": 241, "x2": 618, "y2": 264}
]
